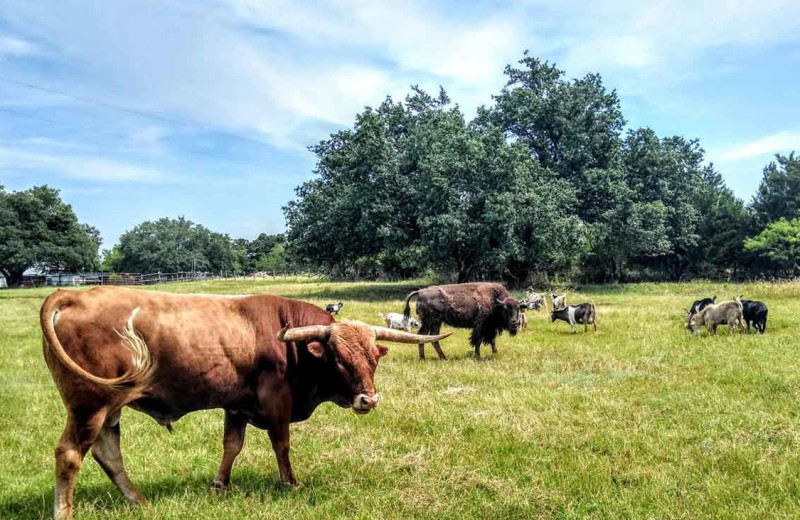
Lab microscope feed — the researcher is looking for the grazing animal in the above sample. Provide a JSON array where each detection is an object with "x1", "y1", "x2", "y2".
[
  {"x1": 403, "y1": 282, "x2": 521, "y2": 359},
  {"x1": 550, "y1": 303, "x2": 597, "y2": 333},
  {"x1": 378, "y1": 312, "x2": 421, "y2": 332},
  {"x1": 550, "y1": 292, "x2": 567, "y2": 311},
  {"x1": 325, "y1": 301, "x2": 345, "y2": 315},
  {"x1": 522, "y1": 289, "x2": 546, "y2": 311},
  {"x1": 740, "y1": 299, "x2": 768, "y2": 334},
  {"x1": 686, "y1": 298, "x2": 745, "y2": 335},
  {"x1": 686, "y1": 296, "x2": 715, "y2": 316},
  {"x1": 40, "y1": 287, "x2": 450, "y2": 518},
  {"x1": 518, "y1": 309, "x2": 528, "y2": 332}
]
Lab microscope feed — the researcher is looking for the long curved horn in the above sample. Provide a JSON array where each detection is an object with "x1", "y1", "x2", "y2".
[
  {"x1": 277, "y1": 325, "x2": 331, "y2": 342},
  {"x1": 371, "y1": 326, "x2": 452, "y2": 344}
]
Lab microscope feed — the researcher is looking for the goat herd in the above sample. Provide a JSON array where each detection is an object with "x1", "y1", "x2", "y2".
[{"x1": 324, "y1": 282, "x2": 770, "y2": 359}]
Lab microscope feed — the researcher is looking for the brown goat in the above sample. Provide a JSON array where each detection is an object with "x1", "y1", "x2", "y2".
[{"x1": 687, "y1": 298, "x2": 745, "y2": 335}]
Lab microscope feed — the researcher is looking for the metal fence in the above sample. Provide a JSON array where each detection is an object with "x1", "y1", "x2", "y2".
[{"x1": 8, "y1": 271, "x2": 295, "y2": 288}]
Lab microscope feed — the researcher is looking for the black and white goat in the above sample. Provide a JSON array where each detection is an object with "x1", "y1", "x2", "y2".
[
  {"x1": 551, "y1": 303, "x2": 597, "y2": 333},
  {"x1": 325, "y1": 301, "x2": 345, "y2": 315},
  {"x1": 686, "y1": 296, "x2": 715, "y2": 316}
]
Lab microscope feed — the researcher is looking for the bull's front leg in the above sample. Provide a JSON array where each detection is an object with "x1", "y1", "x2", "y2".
[
  {"x1": 267, "y1": 420, "x2": 298, "y2": 486},
  {"x1": 213, "y1": 411, "x2": 248, "y2": 490},
  {"x1": 258, "y1": 378, "x2": 300, "y2": 486}
]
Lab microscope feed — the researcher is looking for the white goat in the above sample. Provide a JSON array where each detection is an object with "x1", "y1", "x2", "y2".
[{"x1": 378, "y1": 312, "x2": 421, "y2": 332}]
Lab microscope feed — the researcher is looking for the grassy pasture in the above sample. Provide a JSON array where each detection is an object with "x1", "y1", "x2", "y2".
[{"x1": 1, "y1": 278, "x2": 799, "y2": 519}]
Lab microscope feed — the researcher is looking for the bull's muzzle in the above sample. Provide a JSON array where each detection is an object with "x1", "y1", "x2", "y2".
[{"x1": 352, "y1": 393, "x2": 380, "y2": 414}]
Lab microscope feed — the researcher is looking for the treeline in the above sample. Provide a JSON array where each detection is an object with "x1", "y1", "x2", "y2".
[
  {"x1": 0, "y1": 185, "x2": 291, "y2": 284},
  {"x1": 284, "y1": 53, "x2": 800, "y2": 283},
  {"x1": 101, "y1": 218, "x2": 290, "y2": 275}
]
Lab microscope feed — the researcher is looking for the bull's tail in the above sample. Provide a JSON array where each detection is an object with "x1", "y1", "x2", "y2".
[
  {"x1": 40, "y1": 291, "x2": 154, "y2": 391},
  {"x1": 403, "y1": 290, "x2": 420, "y2": 319}
]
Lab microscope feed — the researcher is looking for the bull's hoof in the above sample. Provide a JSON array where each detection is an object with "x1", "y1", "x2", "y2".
[
  {"x1": 281, "y1": 480, "x2": 304, "y2": 489},
  {"x1": 211, "y1": 480, "x2": 229, "y2": 493}
]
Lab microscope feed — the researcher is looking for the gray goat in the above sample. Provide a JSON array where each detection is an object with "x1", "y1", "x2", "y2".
[{"x1": 687, "y1": 298, "x2": 745, "y2": 335}]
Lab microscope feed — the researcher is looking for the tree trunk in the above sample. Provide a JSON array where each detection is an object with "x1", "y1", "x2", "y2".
[{"x1": 7, "y1": 269, "x2": 24, "y2": 287}]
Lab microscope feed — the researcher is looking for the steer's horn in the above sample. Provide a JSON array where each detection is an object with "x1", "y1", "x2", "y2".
[
  {"x1": 371, "y1": 326, "x2": 452, "y2": 344},
  {"x1": 277, "y1": 325, "x2": 331, "y2": 342}
]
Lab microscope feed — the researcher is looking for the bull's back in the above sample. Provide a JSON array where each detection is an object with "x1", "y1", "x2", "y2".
[
  {"x1": 417, "y1": 283, "x2": 507, "y2": 327},
  {"x1": 47, "y1": 288, "x2": 276, "y2": 406}
]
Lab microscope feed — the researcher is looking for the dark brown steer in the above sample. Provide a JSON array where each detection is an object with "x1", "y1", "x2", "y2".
[
  {"x1": 403, "y1": 282, "x2": 521, "y2": 359},
  {"x1": 40, "y1": 287, "x2": 450, "y2": 518}
]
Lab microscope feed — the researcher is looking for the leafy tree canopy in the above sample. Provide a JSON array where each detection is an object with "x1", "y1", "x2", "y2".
[
  {"x1": 113, "y1": 217, "x2": 236, "y2": 273},
  {"x1": 0, "y1": 185, "x2": 100, "y2": 286},
  {"x1": 751, "y1": 153, "x2": 800, "y2": 229},
  {"x1": 744, "y1": 216, "x2": 800, "y2": 277}
]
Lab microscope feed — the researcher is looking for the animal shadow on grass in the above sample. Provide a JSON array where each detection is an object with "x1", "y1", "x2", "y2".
[{"x1": 1, "y1": 471, "x2": 316, "y2": 519}]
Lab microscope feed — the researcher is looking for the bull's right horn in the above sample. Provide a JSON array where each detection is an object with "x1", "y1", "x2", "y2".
[
  {"x1": 372, "y1": 326, "x2": 452, "y2": 344},
  {"x1": 277, "y1": 325, "x2": 331, "y2": 342}
]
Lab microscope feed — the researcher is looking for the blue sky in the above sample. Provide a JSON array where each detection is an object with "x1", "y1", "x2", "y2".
[{"x1": 0, "y1": 0, "x2": 798, "y2": 248}]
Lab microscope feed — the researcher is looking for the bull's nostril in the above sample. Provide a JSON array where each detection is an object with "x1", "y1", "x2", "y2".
[{"x1": 354, "y1": 393, "x2": 379, "y2": 409}]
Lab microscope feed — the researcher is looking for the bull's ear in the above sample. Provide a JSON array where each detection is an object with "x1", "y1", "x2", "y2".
[
  {"x1": 376, "y1": 344, "x2": 389, "y2": 358},
  {"x1": 712, "y1": 296, "x2": 716, "y2": 302},
  {"x1": 307, "y1": 341, "x2": 325, "y2": 358}
]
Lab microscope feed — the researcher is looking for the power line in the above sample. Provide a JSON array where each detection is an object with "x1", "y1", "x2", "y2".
[
  {"x1": 0, "y1": 75, "x2": 275, "y2": 149},
  {"x1": 0, "y1": 106, "x2": 311, "y2": 174}
]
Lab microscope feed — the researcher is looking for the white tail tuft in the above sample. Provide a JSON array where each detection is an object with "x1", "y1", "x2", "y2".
[{"x1": 112, "y1": 307, "x2": 154, "y2": 387}]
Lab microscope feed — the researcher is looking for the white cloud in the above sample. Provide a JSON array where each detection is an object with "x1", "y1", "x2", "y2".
[
  {"x1": 0, "y1": 36, "x2": 36, "y2": 57},
  {"x1": 0, "y1": 0, "x2": 799, "y2": 152},
  {"x1": 713, "y1": 132, "x2": 800, "y2": 162},
  {"x1": 0, "y1": 147, "x2": 165, "y2": 182}
]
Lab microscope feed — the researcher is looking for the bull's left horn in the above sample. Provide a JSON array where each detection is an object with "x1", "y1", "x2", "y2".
[
  {"x1": 277, "y1": 325, "x2": 331, "y2": 342},
  {"x1": 371, "y1": 326, "x2": 452, "y2": 344}
]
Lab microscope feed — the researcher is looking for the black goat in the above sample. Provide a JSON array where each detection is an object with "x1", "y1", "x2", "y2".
[{"x1": 741, "y1": 299, "x2": 768, "y2": 334}]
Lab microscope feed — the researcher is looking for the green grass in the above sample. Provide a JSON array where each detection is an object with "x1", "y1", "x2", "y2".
[{"x1": 2, "y1": 279, "x2": 800, "y2": 519}]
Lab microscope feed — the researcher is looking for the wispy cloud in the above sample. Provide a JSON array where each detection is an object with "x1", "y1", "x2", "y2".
[
  {"x1": 0, "y1": 35, "x2": 36, "y2": 57},
  {"x1": 0, "y1": 147, "x2": 165, "y2": 182},
  {"x1": 713, "y1": 131, "x2": 800, "y2": 162},
  {"x1": 2, "y1": 0, "x2": 799, "y2": 151}
]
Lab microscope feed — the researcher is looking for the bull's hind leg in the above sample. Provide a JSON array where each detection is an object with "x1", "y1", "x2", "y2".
[
  {"x1": 213, "y1": 411, "x2": 248, "y2": 490},
  {"x1": 54, "y1": 410, "x2": 106, "y2": 519},
  {"x1": 429, "y1": 323, "x2": 447, "y2": 360},
  {"x1": 417, "y1": 324, "x2": 429, "y2": 360},
  {"x1": 91, "y1": 411, "x2": 147, "y2": 506}
]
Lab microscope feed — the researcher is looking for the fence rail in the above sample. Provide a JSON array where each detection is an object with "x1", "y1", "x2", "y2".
[{"x1": 7, "y1": 271, "x2": 296, "y2": 288}]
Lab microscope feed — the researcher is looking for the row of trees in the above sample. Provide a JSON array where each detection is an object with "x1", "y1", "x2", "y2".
[
  {"x1": 100, "y1": 218, "x2": 288, "y2": 275},
  {"x1": 0, "y1": 185, "x2": 289, "y2": 285},
  {"x1": 284, "y1": 53, "x2": 800, "y2": 283},
  {"x1": 101, "y1": 220, "x2": 289, "y2": 275}
]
